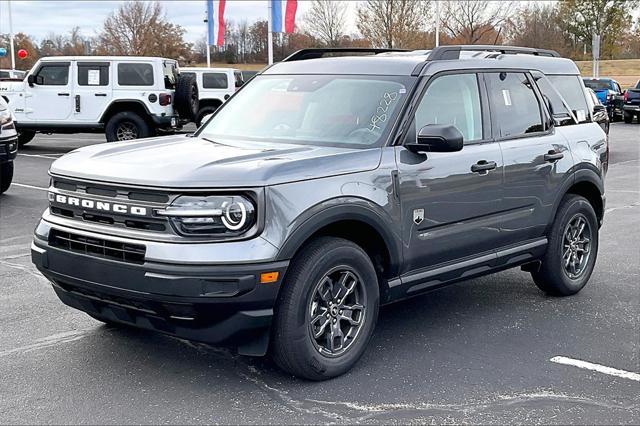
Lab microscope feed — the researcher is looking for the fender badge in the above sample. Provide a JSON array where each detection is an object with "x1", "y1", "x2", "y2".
[{"x1": 413, "y1": 209, "x2": 424, "y2": 225}]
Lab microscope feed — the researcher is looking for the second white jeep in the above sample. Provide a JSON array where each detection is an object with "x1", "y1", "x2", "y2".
[
  {"x1": 0, "y1": 56, "x2": 199, "y2": 145},
  {"x1": 180, "y1": 67, "x2": 243, "y2": 126}
]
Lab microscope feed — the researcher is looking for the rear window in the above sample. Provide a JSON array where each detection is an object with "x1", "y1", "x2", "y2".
[
  {"x1": 547, "y1": 75, "x2": 589, "y2": 123},
  {"x1": 203, "y1": 72, "x2": 228, "y2": 89},
  {"x1": 583, "y1": 80, "x2": 611, "y2": 91},
  {"x1": 117, "y1": 63, "x2": 154, "y2": 86},
  {"x1": 163, "y1": 61, "x2": 178, "y2": 90}
]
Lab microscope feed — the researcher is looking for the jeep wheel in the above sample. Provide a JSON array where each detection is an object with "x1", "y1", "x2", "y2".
[
  {"x1": 174, "y1": 73, "x2": 199, "y2": 122},
  {"x1": 0, "y1": 162, "x2": 14, "y2": 194},
  {"x1": 195, "y1": 106, "x2": 218, "y2": 127},
  {"x1": 532, "y1": 194, "x2": 599, "y2": 296},
  {"x1": 624, "y1": 112, "x2": 634, "y2": 124},
  {"x1": 271, "y1": 237, "x2": 379, "y2": 380},
  {"x1": 17, "y1": 130, "x2": 36, "y2": 147},
  {"x1": 105, "y1": 112, "x2": 153, "y2": 142}
]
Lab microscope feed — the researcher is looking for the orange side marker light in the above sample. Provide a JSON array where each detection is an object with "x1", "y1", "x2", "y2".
[{"x1": 260, "y1": 271, "x2": 279, "y2": 284}]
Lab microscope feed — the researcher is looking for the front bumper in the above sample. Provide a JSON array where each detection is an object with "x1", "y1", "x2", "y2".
[
  {"x1": 0, "y1": 135, "x2": 18, "y2": 163},
  {"x1": 31, "y1": 223, "x2": 288, "y2": 356}
]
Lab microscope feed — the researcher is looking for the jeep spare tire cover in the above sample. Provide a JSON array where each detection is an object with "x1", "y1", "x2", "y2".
[{"x1": 174, "y1": 73, "x2": 199, "y2": 121}]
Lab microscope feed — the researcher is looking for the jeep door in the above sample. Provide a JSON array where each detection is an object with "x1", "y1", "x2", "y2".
[
  {"x1": 395, "y1": 72, "x2": 504, "y2": 276},
  {"x1": 72, "y1": 62, "x2": 112, "y2": 122},
  {"x1": 484, "y1": 71, "x2": 573, "y2": 247},
  {"x1": 25, "y1": 62, "x2": 73, "y2": 122}
]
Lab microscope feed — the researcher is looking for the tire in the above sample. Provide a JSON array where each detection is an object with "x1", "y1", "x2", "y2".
[
  {"x1": 105, "y1": 111, "x2": 153, "y2": 142},
  {"x1": 174, "y1": 73, "x2": 199, "y2": 122},
  {"x1": 195, "y1": 105, "x2": 218, "y2": 127},
  {"x1": 623, "y1": 112, "x2": 634, "y2": 124},
  {"x1": 532, "y1": 194, "x2": 599, "y2": 296},
  {"x1": 271, "y1": 237, "x2": 379, "y2": 380},
  {"x1": 17, "y1": 130, "x2": 36, "y2": 147},
  {"x1": 0, "y1": 162, "x2": 14, "y2": 194}
]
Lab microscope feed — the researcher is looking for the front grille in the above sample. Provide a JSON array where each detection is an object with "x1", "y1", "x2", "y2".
[{"x1": 50, "y1": 229, "x2": 146, "y2": 264}]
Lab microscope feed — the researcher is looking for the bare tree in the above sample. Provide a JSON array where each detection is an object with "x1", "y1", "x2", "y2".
[
  {"x1": 441, "y1": 0, "x2": 514, "y2": 45},
  {"x1": 238, "y1": 20, "x2": 249, "y2": 62},
  {"x1": 96, "y1": 1, "x2": 192, "y2": 59},
  {"x1": 304, "y1": 0, "x2": 348, "y2": 47},
  {"x1": 356, "y1": 0, "x2": 431, "y2": 49}
]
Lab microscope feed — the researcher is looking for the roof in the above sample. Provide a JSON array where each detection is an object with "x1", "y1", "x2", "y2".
[
  {"x1": 38, "y1": 56, "x2": 175, "y2": 62},
  {"x1": 264, "y1": 46, "x2": 580, "y2": 77}
]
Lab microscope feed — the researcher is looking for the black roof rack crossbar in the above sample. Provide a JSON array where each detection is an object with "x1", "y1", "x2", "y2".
[
  {"x1": 283, "y1": 48, "x2": 409, "y2": 62},
  {"x1": 426, "y1": 45, "x2": 560, "y2": 60}
]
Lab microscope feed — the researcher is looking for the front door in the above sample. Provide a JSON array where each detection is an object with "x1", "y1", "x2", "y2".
[
  {"x1": 25, "y1": 62, "x2": 73, "y2": 122},
  {"x1": 396, "y1": 72, "x2": 504, "y2": 276}
]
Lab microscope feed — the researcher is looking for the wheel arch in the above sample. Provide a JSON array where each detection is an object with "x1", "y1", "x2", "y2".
[
  {"x1": 198, "y1": 98, "x2": 223, "y2": 110},
  {"x1": 100, "y1": 100, "x2": 152, "y2": 124},
  {"x1": 550, "y1": 167, "x2": 605, "y2": 231}
]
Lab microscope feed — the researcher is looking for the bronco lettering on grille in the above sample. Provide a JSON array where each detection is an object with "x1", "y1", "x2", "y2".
[{"x1": 49, "y1": 193, "x2": 148, "y2": 216}]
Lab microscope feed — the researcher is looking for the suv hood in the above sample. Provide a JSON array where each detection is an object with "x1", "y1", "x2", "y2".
[{"x1": 50, "y1": 134, "x2": 382, "y2": 188}]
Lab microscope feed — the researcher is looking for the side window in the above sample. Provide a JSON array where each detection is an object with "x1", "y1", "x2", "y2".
[
  {"x1": 485, "y1": 72, "x2": 544, "y2": 138},
  {"x1": 531, "y1": 70, "x2": 574, "y2": 126},
  {"x1": 77, "y1": 63, "x2": 109, "y2": 86},
  {"x1": 546, "y1": 75, "x2": 589, "y2": 123},
  {"x1": 163, "y1": 61, "x2": 177, "y2": 90},
  {"x1": 36, "y1": 64, "x2": 69, "y2": 86},
  {"x1": 203, "y1": 73, "x2": 229, "y2": 89},
  {"x1": 234, "y1": 71, "x2": 243, "y2": 88},
  {"x1": 413, "y1": 73, "x2": 483, "y2": 143},
  {"x1": 117, "y1": 63, "x2": 154, "y2": 86}
]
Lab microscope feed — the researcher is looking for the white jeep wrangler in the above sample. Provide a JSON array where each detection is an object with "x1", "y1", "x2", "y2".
[
  {"x1": 0, "y1": 56, "x2": 199, "y2": 145},
  {"x1": 180, "y1": 67, "x2": 243, "y2": 126}
]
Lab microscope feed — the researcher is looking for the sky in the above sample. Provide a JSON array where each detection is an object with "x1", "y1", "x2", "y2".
[{"x1": 0, "y1": 1, "x2": 359, "y2": 44}]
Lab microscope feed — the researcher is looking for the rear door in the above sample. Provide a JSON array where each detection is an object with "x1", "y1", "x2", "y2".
[
  {"x1": 486, "y1": 71, "x2": 573, "y2": 247},
  {"x1": 396, "y1": 72, "x2": 504, "y2": 275},
  {"x1": 73, "y1": 61, "x2": 112, "y2": 122}
]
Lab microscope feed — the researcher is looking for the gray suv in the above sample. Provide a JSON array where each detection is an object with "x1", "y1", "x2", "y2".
[{"x1": 32, "y1": 46, "x2": 607, "y2": 380}]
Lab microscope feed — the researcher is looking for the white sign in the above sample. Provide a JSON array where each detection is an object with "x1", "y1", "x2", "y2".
[{"x1": 87, "y1": 69, "x2": 100, "y2": 86}]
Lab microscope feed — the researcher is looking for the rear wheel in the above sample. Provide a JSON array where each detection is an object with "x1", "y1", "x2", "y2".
[
  {"x1": 624, "y1": 112, "x2": 634, "y2": 124},
  {"x1": 105, "y1": 111, "x2": 153, "y2": 142},
  {"x1": 271, "y1": 237, "x2": 379, "y2": 380},
  {"x1": 0, "y1": 162, "x2": 14, "y2": 194},
  {"x1": 532, "y1": 194, "x2": 599, "y2": 296},
  {"x1": 195, "y1": 105, "x2": 218, "y2": 127},
  {"x1": 17, "y1": 130, "x2": 36, "y2": 147}
]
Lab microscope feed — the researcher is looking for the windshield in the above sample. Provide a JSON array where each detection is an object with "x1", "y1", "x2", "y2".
[
  {"x1": 199, "y1": 74, "x2": 414, "y2": 148},
  {"x1": 583, "y1": 80, "x2": 611, "y2": 91}
]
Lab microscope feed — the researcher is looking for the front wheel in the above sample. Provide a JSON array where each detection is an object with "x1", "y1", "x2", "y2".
[
  {"x1": 271, "y1": 237, "x2": 379, "y2": 380},
  {"x1": 624, "y1": 112, "x2": 634, "y2": 124},
  {"x1": 105, "y1": 112, "x2": 154, "y2": 142},
  {"x1": 17, "y1": 130, "x2": 36, "y2": 147},
  {"x1": 532, "y1": 194, "x2": 599, "y2": 296},
  {"x1": 0, "y1": 162, "x2": 14, "y2": 194}
]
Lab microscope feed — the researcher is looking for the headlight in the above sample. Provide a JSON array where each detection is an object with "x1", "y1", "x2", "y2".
[
  {"x1": 0, "y1": 108, "x2": 12, "y2": 127},
  {"x1": 157, "y1": 195, "x2": 256, "y2": 237}
]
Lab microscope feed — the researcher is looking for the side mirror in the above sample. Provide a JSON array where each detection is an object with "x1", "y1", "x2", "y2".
[
  {"x1": 406, "y1": 124, "x2": 464, "y2": 154},
  {"x1": 27, "y1": 75, "x2": 35, "y2": 87},
  {"x1": 593, "y1": 104, "x2": 606, "y2": 114},
  {"x1": 27, "y1": 75, "x2": 43, "y2": 87},
  {"x1": 199, "y1": 113, "x2": 214, "y2": 126}
]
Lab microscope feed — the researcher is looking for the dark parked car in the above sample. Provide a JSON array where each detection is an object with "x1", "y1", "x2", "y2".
[
  {"x1": 583, "y1": 78, "x2": 624, "y2": 121},
  {"x1": 32, "y1": 46, "x2": 608, "y2": 380},
  {"x1": 623, "y1": 80, "x2": 640, "y2": 123},
  {"x1": 585, "y1": 87, "x2": 610, "y2": 134}
]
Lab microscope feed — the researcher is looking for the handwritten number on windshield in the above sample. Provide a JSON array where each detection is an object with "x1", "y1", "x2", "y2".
[{"x1": 369, "y1": 91, "x2": 399, "y2": 132}]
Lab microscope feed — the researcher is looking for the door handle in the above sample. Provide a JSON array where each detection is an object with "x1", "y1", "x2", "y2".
[
  {"x1": 95, "y1": 93, "x2": 107, "y2": 97},
  {"x1": 544, "y1": 150, "x2": 564, "y2": 162},
  {"x1": 57, "y1": 92, "x2": 70, "y2": 96},
  {"x1": 471, "y1": 160, "x2": 497, "y2": 173}
]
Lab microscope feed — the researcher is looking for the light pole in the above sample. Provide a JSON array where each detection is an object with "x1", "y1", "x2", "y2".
[{"x1": 8, "y1": 0, "x2": 16, "y2": 70}]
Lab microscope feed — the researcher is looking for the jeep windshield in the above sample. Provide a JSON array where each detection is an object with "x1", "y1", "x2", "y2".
[{"x1": 199, "y1": 74, "x2": 414, "y2": 148}]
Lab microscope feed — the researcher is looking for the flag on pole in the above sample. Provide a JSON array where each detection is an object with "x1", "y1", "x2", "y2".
[
  {"x1": 207, "y1": 0, "x2": 226, "y2": 46},
  {"x1": 270, "y1": 0, "x2": 297, "y2": 34}
]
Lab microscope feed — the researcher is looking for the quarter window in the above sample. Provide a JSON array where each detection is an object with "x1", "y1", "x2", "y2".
[
  {"x1": 414, "y1": 73, "x2": 483, "y2": 143},
  {"x1": 531, "y1": 71, "x2": 574, "y2": 126},
  {"x1": 77, "y1": 63, "x2": 109, "y2": 86},
  {"x1": 36, "y1": 65, "x2": 69, "y2": 86},
  {"x1": 117, "y1": 63, "x2": 154, "y2": 86},
  {"x1": 547, "y1": 75, "x2": 589, "y2": 123},
  {"x1": 485, "y1": 72, "x2": 544, "y2": 138},
  {"x1": 203, "y1": 73, "x2": 229, "y2": 89}
]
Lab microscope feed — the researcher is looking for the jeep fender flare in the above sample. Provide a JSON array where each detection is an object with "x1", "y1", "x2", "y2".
[
  {"x1": 275, "y1": 197, "x2": 402, "y2": 277},
  {"x1": 99, "y1": 100, "x2": 152, "y2": 123}
]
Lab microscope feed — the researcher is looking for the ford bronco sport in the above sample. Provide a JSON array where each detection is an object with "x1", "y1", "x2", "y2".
[
  {"x1": 32, "y1": 46, "x2": 607, "y2": 380},
  {"x1": 0, "y1": 56, "x2": 199, "y2": 145}
]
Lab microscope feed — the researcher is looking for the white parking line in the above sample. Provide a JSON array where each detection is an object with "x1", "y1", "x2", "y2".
[
  {"x1": 12, "y1": 183, "x2": 48, "y2": 191},
  {"x1": 550, "y1": 356, "x2": 640, "y2": 382},
  {"x1": 0, "y1": 330, "x2": 93, "y2": 358},
  {"x1": 17, "y1": 153, "x2": 62, "y2": 159}
]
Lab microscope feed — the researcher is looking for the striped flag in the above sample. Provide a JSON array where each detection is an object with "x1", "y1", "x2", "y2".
[
  {"x1": 271, "y1": 0, "x2": 297, "y2": 34},
  {"x1": 207, "y1": 0, "x2": 226, "y2": 46}
]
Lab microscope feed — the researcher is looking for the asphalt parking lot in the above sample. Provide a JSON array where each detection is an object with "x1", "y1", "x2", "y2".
[{"x1": 0, "y1": 124, "x2": 638, "y2": 424}]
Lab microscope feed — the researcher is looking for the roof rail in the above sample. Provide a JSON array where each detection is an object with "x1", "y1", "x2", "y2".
[
  {"x1": 427, "y1": 45, "x2": 561, "y2": 60},
  {"x1": 282, "y1": 48, "x2": 409, "y2": 62}
]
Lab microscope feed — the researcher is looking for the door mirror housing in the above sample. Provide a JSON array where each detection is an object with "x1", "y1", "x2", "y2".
[
  {"x1": 27, "y1": 74, "x2": 43, "y2": 87},
  {"x1": 593, "y1": 104, "x2": 606, "y2": 115},
  {"x1": 27, "y1": 75, "x2": 35, "y2": 87},
  {"x1": 406, "y1": 124, "x2": 464, "y2": 154}
]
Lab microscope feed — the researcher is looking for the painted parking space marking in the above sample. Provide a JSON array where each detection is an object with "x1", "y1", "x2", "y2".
[
  {"x1": 0, "y1": 330, "x2": 94, "y2": 358},
  {"x1": 550, "y1": 356, "x2": 640, "y2": 382},
  {"x1": 17, "y1": 153, "x2": 62, "y2": 159},
  {"x1": 12, "y1": 183, "x2": 48, "y2": 191}
]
